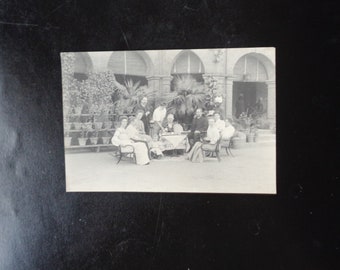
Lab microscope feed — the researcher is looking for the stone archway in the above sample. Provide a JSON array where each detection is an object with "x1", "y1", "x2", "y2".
[
  {"x1": 170, "y1": 50, "x2": 205, "y2": 93},
  {"x1": 107, "y1": 51, "x2": 155, "y2": 114},
  {"x1": 107, "y1": 51, "x2": 152, "y2": 93},
  {"x1": 167, "y1": 50, "x2": 206, "y2": 125},
  {"x1": 107, "y1": 51, "x2": 154, "y2": 76},
  {"x1": 231, "y1": 53, "x2": 275, "y2": 122},
  {"x1": 233, "y1": 53, "x2": 275, "y2": 81},
  {"x1": 73, "y1": 52, "x2": 93, "y2": 81},
  {"x1": 107, "y1": 50, "x2": 154, "y2": 95},
  {"x1": 171, "y1": 50, "x2": 205, "y2": 75}
]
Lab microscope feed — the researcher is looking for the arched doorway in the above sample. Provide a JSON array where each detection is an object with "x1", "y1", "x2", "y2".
[
  {"x1": 170, "y1": 50, "x2": 205, "y2": 92},
  {"x1": 108, "y1": 51, "x2": 149, "y2": 87},
  {"x1": 232, "y1": 53, "x2": 272, "y2": 118},
  {"x1": 107, "y1": 51, "x2": 153, "y2": 115},
  {"x1": 73, "y1": 52, "x2": 93, "y2": 81}
]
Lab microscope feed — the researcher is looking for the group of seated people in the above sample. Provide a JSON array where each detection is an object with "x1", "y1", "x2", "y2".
[
  {"x1": 111, "y1": 110, "x2": 184, "y2": 165},
  {"x1": 111, "y1": 112, "x2": 151, "y2": 165},
  {"x1": 187, "y1": 108, "x2": 235, "y2": 162},
  {"x1": 111, "y1": 106, "x2": 235, "y2": 165}
]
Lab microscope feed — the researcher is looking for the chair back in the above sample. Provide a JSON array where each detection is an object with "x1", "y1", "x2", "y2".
[
  {"x1": 201, "y1": 136, "x2": 222, "y2": 152},
  {"x1": 200, "y1": 136, "x2": 222, "y2": 162}
]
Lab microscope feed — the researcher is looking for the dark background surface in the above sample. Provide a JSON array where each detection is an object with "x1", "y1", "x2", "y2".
[{"x1": 0, "y1": 0, "x2": 338, "y2": 269}]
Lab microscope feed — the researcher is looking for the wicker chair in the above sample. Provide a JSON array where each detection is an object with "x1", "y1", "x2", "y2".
[
  {"x1": 220, "y1": 137, "x2": 234, "y2": 157},
  {"x1": 115, "y1": 144, "x2": 136, "y2": 164},
  {"x1": 200, "y1": 137, "x2": 222, "y2": 162}
]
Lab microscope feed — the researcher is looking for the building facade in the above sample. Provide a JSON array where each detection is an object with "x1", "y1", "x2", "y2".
[{"x1": 71, "y1": 48, "x2": 275, "y2": 123}]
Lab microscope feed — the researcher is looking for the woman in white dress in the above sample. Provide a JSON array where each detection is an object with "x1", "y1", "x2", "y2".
[
  {"x1": 213, "y1": 112, "x2": 226, "y2": 133},
  {"x1": 221, "y1": 118, "x2": 235, "y2": 140},
  {"x1": 187, "y1": 117, "x2": 220, "y2": 163},
  {"x1": 126, "y1": 116, "x2": 152, "y2": 144},
  {"x1": 111, "y1": 117, "x2": 150, "y2": 165}
]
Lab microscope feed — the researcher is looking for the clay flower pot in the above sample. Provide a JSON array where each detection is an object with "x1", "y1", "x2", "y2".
[
  {"x1": 103, "y1": 121, "x2": 112, "y2": 129},
  {"x1": 64, "y1": 122, "x2": 72, "y2": 131},
  {"x1": 78, "y1": 137, "x2": 87, "y2": 146},
  {"x1": 90, "y1": 137, "x2": 98, "y2": 145},
  {"x1": 94, "y1": 122, "x2": 103, "y2": 129},
  {"x1": 101, "y1": 136, "x2": 112, "y2": 144},
  {"x1": 73, "y1": 122, "x2": 82, "y2": 130}
]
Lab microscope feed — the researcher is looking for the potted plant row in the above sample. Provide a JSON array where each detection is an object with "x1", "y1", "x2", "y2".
[
  {"x1": 64, "y1": 121, "x2": 113, "y2": 147},
  {"x1": 64, "y1": 120, "x2": 113, "y2": 131}
]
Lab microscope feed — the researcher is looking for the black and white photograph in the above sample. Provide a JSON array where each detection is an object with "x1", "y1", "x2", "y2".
[
  {"x1": 62, "y1": 48, "x2": 276, "y2": 193},
  {"x1": 2, "y1": 0, "x2": 338, "y2": 268}
]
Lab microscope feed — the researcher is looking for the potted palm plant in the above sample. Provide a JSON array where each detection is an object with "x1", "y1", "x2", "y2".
[
  {"x1": 236, "y1": 113, "x2": 256, "y2": 143},
  {"x1": 111, "y1": 78, "x2": 151, "y2": 115},
  {"x1": 167, "y1": 74, "x2": 206, "y2": 127}
]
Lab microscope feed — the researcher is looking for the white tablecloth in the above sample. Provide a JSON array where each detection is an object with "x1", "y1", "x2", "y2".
[{"x1": 161, "y1": 134, "x2": 188, "y2": 150}]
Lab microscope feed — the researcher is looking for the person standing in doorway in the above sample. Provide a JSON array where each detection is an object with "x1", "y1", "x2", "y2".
[
  {"x1": 236, "y1": 93, "x2": 245, "y2": 118},
  {"x1": 255, "y1": 97, "x2": 264, "y2": 115}
]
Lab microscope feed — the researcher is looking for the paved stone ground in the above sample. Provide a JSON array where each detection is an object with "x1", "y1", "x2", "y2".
[{"x1": 65, "y1": 143, "x2": 276, "y2": 194}]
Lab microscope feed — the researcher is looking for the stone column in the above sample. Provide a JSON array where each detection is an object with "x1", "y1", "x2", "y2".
[
  {"x1": 202, "y1": 74, "x2": 211, "y2": 85},
  {"x1": 146, "y1": 75, "x2": 161, "y2": 108},
  {"x1": 214, "y1": 75, "x2": 227, "y2": 119},
  {"x1": 225, "y1": 77, "x2": 233, "y2": 119},
  {"x1": 147, "y1": 75, "x2": 174, "y2": 106},
  {"x1": 146, "y1": 76, "x2": 161, "y2": 137},
  {"x1": 161, "y1": 75, "x2": 173, "y2": 93},
  {"x1": 266, "y1": 80, "x2": 276, "y2": 123},
  {"x1": 214, "y1": 75, "x2": 225, "y2": 95},
  {"x1": 157, "y1": 75, "x2": 173, "y2": 106},
  {"x1": 146, "y1": 75, "x2": 161, "y2": 93}
]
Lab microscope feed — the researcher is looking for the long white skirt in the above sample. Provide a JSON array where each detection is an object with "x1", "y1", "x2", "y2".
[{"x1": 133, "y1": 142, "x2": 150, "y2": 165}]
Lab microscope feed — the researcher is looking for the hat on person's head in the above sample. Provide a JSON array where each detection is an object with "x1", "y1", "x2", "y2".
[
  {"x1": 207, "y1": 110, "x2": 215, "y2": 116},
  {"x1": 119, "y1": 116, "x2": 129, "y2": 123},
  {"x1": 214, "y1": 96, "x2": 223, "y2": 103}
]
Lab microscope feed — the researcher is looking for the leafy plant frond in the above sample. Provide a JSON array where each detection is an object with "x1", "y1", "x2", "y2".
[
  {"x1": 124, "y1": 79, "x2": 141, "y2": 96},
  {"x1": 169, "y1": 95, "x2": 186, "y2": 106},
  {"x1": 173, "y1": 74, "x2": 204, "y2": 93}
]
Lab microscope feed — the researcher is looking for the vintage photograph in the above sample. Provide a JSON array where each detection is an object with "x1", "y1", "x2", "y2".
[{"x1": 61, "y1": 48, "x2": 276, "y2": 193}]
